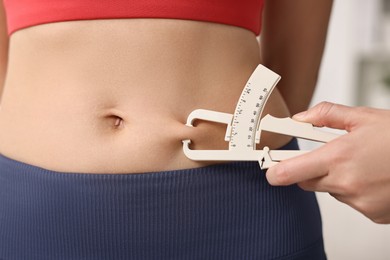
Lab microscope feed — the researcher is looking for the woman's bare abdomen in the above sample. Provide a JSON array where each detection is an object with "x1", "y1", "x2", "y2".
[{"x1": 0, "y1": 19, "x2": 292, "y2": 174}]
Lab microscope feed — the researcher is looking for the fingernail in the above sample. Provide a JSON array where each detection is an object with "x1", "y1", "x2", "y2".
[{"x1": 293, "y1": 111, "x2": 307, "y2": 120}]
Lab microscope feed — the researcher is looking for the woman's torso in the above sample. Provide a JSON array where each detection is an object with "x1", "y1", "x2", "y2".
[{"x1": 0, "y1": 19, "x2": 292, "y2": 174}]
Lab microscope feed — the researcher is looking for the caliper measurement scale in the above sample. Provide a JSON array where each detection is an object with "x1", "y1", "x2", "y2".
[
  {"x1": 182, "y1": 65, "x2": 340, "y2": 169},
  {"x1": 229, "y1": 66, "x2": 278, "y2": 150}
]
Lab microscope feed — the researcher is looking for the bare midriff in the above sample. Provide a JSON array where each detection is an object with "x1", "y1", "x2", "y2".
[{"x1": 0, "y1": 19, "x2": 292, "y2": 174}]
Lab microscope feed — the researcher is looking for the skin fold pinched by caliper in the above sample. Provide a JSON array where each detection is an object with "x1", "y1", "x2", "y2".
[{"x1": 182, "y1": 65, "x2": 340, "y2": 170}]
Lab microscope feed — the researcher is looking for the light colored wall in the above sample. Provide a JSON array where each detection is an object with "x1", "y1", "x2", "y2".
[{"x1": 301, "y1": 0, "x2": 390, "y2": 259}]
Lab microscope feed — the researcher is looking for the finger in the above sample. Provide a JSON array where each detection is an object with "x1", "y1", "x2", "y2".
[
  {"x1": 266, "y1": 144, "x2": 330, "y2": 186},
  {"x1": 292, "y1": 102, "x2": 359, "y2": 131},
  {"x1": 298, "y1": 177, "x2": 329, "y2": 192}
]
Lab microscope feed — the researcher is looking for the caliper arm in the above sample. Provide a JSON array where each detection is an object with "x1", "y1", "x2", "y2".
[{"x1": 182, "y1": 112, "x2": 340, "y2": 170}]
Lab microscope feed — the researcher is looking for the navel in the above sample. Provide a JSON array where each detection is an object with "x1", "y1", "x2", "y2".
[{"x1": 111, "y1": 115, "x2": 124, "y2": 129}]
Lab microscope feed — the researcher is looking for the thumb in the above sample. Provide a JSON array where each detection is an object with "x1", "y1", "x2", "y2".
[{"x1": 293, "y1": 102, "x2": 358, "y2": 131}]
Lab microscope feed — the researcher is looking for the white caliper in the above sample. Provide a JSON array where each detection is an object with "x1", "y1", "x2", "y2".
[{"x1": 182, "y1": 65, "x2": 339, "y2": 170}]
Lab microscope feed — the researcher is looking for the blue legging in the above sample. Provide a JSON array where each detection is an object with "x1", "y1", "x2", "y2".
[{"x1": 0, "y1": 139, "x2": 326, "y2": 259}]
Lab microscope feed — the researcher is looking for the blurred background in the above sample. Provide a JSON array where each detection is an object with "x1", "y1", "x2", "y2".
[{"x1": 299, "y1": 0, "x2": 390, "y2": 259}]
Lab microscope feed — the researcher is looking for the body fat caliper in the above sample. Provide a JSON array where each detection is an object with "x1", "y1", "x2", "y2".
[{"x1": 182, "y1": 64, "x2": 340, "y2": 170}]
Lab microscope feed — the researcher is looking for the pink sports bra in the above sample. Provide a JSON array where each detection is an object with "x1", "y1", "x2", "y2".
[{"x1": 2, "y1": 0, "x2": 265, "y2": 36}]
